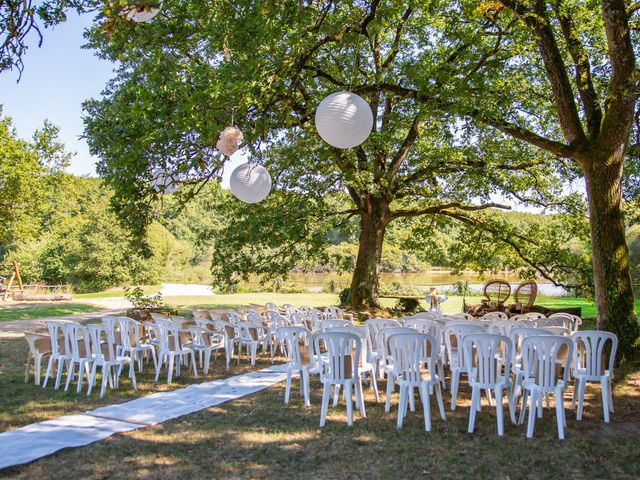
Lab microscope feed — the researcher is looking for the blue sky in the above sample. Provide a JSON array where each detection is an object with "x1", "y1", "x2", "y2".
[
  {"x1": 0, "y1": 13, "x2": 113, "y2": 176},
  {"x1": 0, "y1": 11, "x2": 246, "y2": 182}
]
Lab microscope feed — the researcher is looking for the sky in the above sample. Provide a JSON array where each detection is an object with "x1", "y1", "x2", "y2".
[{"x1": 0, "y1": 12, "x2": 248, "y2": 183}]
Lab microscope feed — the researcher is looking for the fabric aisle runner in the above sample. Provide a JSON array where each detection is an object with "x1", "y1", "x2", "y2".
[{"x1": 0, "y1": 364, "x2": 290, "y2": 470}]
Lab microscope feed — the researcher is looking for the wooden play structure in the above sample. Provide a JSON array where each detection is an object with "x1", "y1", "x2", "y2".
[{"x1": 0, "y1": 261, "x2": 24, "y2": 300}]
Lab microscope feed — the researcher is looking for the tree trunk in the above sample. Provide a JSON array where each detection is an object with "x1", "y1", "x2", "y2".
[
  {"x1": 583, "y1": 152, "x2": 639, "y2": 359},
  {"x1": 349, "y1": 198, "x2": 388, "y2": 308}
]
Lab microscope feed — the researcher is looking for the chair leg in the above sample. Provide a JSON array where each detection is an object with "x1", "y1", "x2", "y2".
[
  {"x1": 43, "y1": 357, "x2": 54, "y2": 388},
  {"x1": 100, "y1": 365, "x2": 109, "y2": 398},
  {"x1": 420, "y1": 383, "x2": 432, "y2": 432},
  {"x1": 320, "y1": 382, "x2": 331, "y2": 427},
  {"x1": 333, "y1": 384, "x2": 341, "y2": 408},
  {"x1": 204, "y1": 349, "x2": 211, "y2": 375},
  {"x1": 601, "y1": 378, "x2": 610, "y2": 423},
  {"x1": 385, "y1": 373, "x2": 395, "y2": 413},
  {"x1": 64, "y1": 359, "x2": 76, "y2": 392},
  {"x1": 576, "y1": 378, "x2": 587, "y2": 420},
  {"x1": 87, "y1": 362, "x2": 98, "y2": 396},
  {"x1": 571, "y1": 378, "x2": 579, "y2": 410},
  {"x1": 468, "y1": 387, "x2": 480, "y2": 434},
  {"x1": 129, "y1": 360, "x2": 137, "y2": 390},
  {"x1": 284, "y1": 368, "x2": 292, "y2": 405},
  {"x1": 518, "y1": 389, "x2": 528, "y2": 425},
  {"x1": 450, "y1": 370, "x2": 460, "y2": 411},
  {"x1": 356, "y1": 378, "x2": 366, "y2": 418},
  {"x1": 191, "y1": 351, "x2": 198, "y2": 378},
  {"x1": 346, "y1": 381, "x2": 354, "y2": 427},
  {"x1": 397, "y1": 384, "x2": 406, "y2": 430},
  {"x1": 526, "y1": 390, "x2": 537, "y2": 438},
  {"x1": 507, "y1": 387, "x2": 516, "y2": 424},
  {"x1": 496, "y1": 387, "x2": 504, "y2": 436},
  {"x1": 485, "y1": 388, "x2": 493, "y2": 407},
  {"x1": 370, "y1": 372, "x2": 380, "y2": 403},
  {"x1": 167, "y1": 354, "x2": 175, "y2": 384},
  {"x1": 555, "y1": 389, "x2": 565, "y2": 440},
  {"x1": 409, "y1": 386, "x2": 416, "y2": 413},
  {"x1": 435, "y1": 383, "x2": 446, "y2": 421},
  {"x1": 54, "y1": 357, "x2": 65, "y2": 390},
  {"x1": 302, "y1": 368, "x2": 311, "y2": 407}
]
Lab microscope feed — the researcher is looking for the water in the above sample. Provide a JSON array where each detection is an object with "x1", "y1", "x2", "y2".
[{"x1": 273, "y1": 271, "x2": 568, "y2": 296}]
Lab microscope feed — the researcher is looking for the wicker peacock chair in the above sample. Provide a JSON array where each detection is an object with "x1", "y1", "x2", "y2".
[
  {"x1": 509, "y1": 280, "x2": 538, "y2": 313},
  {"x1": 481, "y1": 279, "x2": 511, "y2": 312}
]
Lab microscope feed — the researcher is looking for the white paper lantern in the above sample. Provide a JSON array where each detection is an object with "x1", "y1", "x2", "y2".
[
  {"x1": 315, "y1": 91, "x2": 373, "y2": 149},
  {"x1": 125, "y1": 2, "x2": 162, "y2": 22},
  {"x1": 150, "y1": 168, "x2": 178, "y2": 195},
  {"x1": 229, "y1": 163, "x2": 272, "y2": 204}
]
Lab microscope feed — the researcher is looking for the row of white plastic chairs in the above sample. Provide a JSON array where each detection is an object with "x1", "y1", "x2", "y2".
[{"x1": 275, "y1": 316, "x2": 616, "y2": 439}]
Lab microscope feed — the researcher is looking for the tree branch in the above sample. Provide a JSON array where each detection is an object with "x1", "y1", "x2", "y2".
[{"x1": 390, "y1": 202, "x2": 511, "y2": 220}]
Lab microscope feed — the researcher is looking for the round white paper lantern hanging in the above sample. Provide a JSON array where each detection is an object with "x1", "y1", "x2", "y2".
[
  {"x1": 150, "y1": 168, "x2": 178, "y2": 195},
  {"x1": 315, "y1": 91, "x2": 373, "y2": 149},
  {"x1": 229, "y1": 163, "x2": 272, "y2": 204},
  {"x1": 125, "y1": 1, "x2": 163, "y2": 22}
]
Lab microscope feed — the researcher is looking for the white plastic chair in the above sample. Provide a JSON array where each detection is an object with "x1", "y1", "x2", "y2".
[
  {"x1": 320, "y1": 319, "x2": 352, "y2": 332},
  {"x1": 480, "y1": 312, "x2": 508, "y2": 321},
  {"x1": 445, "y1": 313, "x2": 475, "y2": 321},
  {"x1": 365, "y1": 318, "x2": 401, "y2": 379},
  {"x1": 190, "y1": 319, "x2": 226, "y2": 374},
  {"x1": 62, "y1": 323, "x2": 94, "y2": 393},
  {"x1": 331, "y1": 325, "x2": 379, "y2": 406},
  {"x1": 277, "y1": 326, "x2": 316, "y2": 407},
  {"x1": 154, "y1": 318, "x2": 198, "y2": 383},
  {"x1": 324, "y1": 306, "x2": 345, "y2": 320},
  {"x1": 388, "y1": 332, "x2": 446, "y2": 431},
  {"x1": 545, "y1": 313, "x2": 583, "y2": 332},
  {"x1": 23, "y1": 332, "x2": 51, "y2": 385},
  {"x1": 463, "y1": 333, "x2": 516, "y2": 435},
  {"x1": 86, "y1": 324, "x2": 137, "y2": 397},
  {"x1": 488, "y1": 319, "x2": 518, "y2": 337},
  {"x1": 571, "y1": 330, "x2": 618, "y2": 422},
  {"x1": 315, "y1": 331, "x2": 363, "y2": 427},
  {"x1": 235, "y1": 322, "x2": 270, "y2": 366},
  {"x1": 542, "y1": 326, "x2": 572, "y2": 336},
  {"x1": 42, "y1": 321, "x2": 74, "y2": 390},
  {"x1": 376, "y1": 326, "x2": 417, "y2": 412},
  {"x1": 443, "y1": 323, "x2": 487, "y2": 410},
  {"x1": 213, "y1": 319, "x2": 237, "y2": 370},
  {"x1": 519, "y1": 335, "x2": 573, "y2": 439},
  {"x1": 510, "y1": 327, "x2": 554, "y2": 404},
  {"x1": 403, "y1": 318, "x2": 446, "y2": 389},
  {"x1": 115, "y1": 317, "x2": 157, "y2": 372}
]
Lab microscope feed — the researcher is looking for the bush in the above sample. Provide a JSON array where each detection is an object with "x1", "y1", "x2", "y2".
[
  {"x1": 339, "y1": 287, "x2": 350, "y2": 306},
  {"x1": 124, "y1": 286, "x2": 164, "y2": 309}
]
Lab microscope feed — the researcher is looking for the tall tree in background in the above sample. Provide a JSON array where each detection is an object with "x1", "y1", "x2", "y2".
[{"x1": 81, "y1": 1, "x2": 577, "y2": 308}]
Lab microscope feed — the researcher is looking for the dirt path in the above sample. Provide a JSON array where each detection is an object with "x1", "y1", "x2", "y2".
[{"x1": 0, "y1": 297, "x2": 132, "y2": 339}]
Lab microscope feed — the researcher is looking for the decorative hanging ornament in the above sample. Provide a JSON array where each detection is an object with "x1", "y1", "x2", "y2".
[
  {"x1": 315, "y1": 91, "x2": 373, "y2": 149},
  {"x1": 124, "y1": 1, "x2": 163, "y2": 23},
  {"x1": 150, "y1": 168, "x2": 178, "y2": 195},
  {"x1": 216, "y1": 126, "x2": 244, "y2": 157},
  {"x1": 229, "y1": 163, "x2": 272, "y2": 204}
]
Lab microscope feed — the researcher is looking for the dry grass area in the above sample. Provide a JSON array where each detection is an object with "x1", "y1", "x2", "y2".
[
  {"x1": 1, "y1": 334, "x2": 639, "y2": 479},
  {"x1": 0, "y1": 336, "x2": 282, "y2": 433}
]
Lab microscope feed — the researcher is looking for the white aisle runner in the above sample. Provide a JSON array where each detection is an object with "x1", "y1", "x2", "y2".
[{"x1": 0, "y1": 364, "x2": 289, "y2": 470}]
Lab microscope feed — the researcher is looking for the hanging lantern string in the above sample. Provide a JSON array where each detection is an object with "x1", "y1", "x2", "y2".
[{"x1": 348, "y1": 29, "x2": 362, "y2": 92}]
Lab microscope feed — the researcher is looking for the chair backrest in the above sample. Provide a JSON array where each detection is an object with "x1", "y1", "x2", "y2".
[
  {"x1": 403, "y1": 318, "x2": 442, "y2": 343},
  {"x1": 521, "y1": 335, "x2": 574, "y2": 391},
  {"x1": 102, "y1": 316, "x2": 120, "y2": 331},
  {"x1": 408, "y1": 311, "x2": 439, "y2": 320},
  {"x1": 307, "y1": 309, "x2": 324, "y2": 331},
  {"x1": 324, "y1": 306, "x2": 344, "y2": 320},
  {"x1": 546, "y1": 313, "x2": 582, "y2": 332},
  {"x1": 488, "y1": 319, "x2": 518, "y2": 337},
  {"x1": 443, "y1": 323, "x2": 486, "y2": 371},
  {"x1": 149, "y1": 312, "x2": 171, "y2": 322},
  {"x1": 299, "y1": 305, "x2": 313, "y2": 315},
  {"x1": 388, "y1": 332, "x2": 438, "y2": 384},
  {"x1": 510, "y1": 327, "x2": 553, "y2": 359},
  {"x1": 542, "y1": 326, "x2": 571, "y2": 337},
  {"x1": 245, "y1": 311, "x2": 264, "y2": 328},
  {"x1": 376, "y1": 326, "x2": 416, "y2": 364},
  {"x1": 537, "y1": 316, "x2": 571, "y2": 330},
  {"x1": 45, "y1": 321, "x2": 70, "y2": 357},
  {"x1": 524, "y1": 312, "x2": 546, "y2": 320},
  {"x1": 510, "y1": 313, "x2": 535, "y2": 323},
  {"x1": 331, "y1": 325, "x2": 369, "y2": 366},
  {"x1": 87, "y1": 324, "x2": 117, "y2": 361},
  {"x1": 154, "y1": 318, "x2": 183, "y2": 352},
  {"x1": 65, "y1": 322, "x2": 91, "y2": 359},
  {"x1": 483, "y1": 279, "x2": 511, "y2": 305},
  {"x1": 320, "y1": 319, "x2": 352, "y2": 332},
  {"x1": 277, "y1": 326, "x2": 314, "y2": 368},
  {"x1": 572, "y1": 330, "x2": 618, "y2": 378},
  {"x1": 463, "y1": 333, "x2": 513, "y2": 388},
  {"x1": 192, "y1": 310, "x2": 211, "y2": 320},
  {"x1": 114, "y1": 317, "x2": 141, "y2": 349},
  {"x1": 289, "y1": 311, "x2": 306, "y2": 325},
  {"x1": 265, "y1": 302, "x2": 280, "y2": 312},
  {"x1": 314, "y1": 332, "x2": 361, "y2": 382},
  {"x1": 236, "y1": 322, "x2": 261, "y2": 342},
  {"x1": 365, "y1": 318, "x2": 401, "y2": 354},
  {"x1": 480, "y1": 311, "x2": 508, "y2": 321},
  {"x1": 445, "y1": 313, "x2": 474, "y2": 321},
  {"x1": 264, "y1": 310, "x2": 289, "y2": 330},
  {"x1": 226, "y1": 311, "x2": 243, "y2": 325},
  {"x1": 513, "y1": 280, "x2": 537, "y2": 309}
]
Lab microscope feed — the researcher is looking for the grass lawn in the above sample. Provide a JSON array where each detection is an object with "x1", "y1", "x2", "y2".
[
  {"x1": 0, "y1": 303, "x2": 102, "y2": 322},
  {"x1": 1, "y1": 339, "x2": 638, "y2": 479}
]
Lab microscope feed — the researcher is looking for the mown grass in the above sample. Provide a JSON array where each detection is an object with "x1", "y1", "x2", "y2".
[
  {"x1": 1, "y1": 345, "x2": 638, "y2": 479},
  {"x1": 0, "y1": 303, "x2": 101, "y2": 322}
]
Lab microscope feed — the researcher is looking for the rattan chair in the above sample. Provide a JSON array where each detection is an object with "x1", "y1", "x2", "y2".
[
  {"x1": 481, "y1": 279, "x2": 511, "y2": 312},
  {"x1": 508, "y1": 280, "x2": 538, "y2": 314}
]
